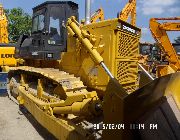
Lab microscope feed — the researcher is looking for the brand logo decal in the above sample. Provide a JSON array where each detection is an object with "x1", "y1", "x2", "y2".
[
  {"x1": 122, "y1": 25, "x2": 136, "y2": 34},
  {"x1": 1, "y1": 54, "x2": 14, "y2": 58}
]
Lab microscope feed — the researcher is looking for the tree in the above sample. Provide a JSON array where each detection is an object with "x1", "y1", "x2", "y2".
[
  {"x1": 174, "y1": 36, "x2": 180, "y2": 44},
  {"x1": 5, "y1": 8, "x2": 32, "y2": 42}
]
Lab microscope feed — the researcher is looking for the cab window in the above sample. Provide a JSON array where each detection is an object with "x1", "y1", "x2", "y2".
[
  {"x1": 48, "y1": 7, "x2": 64, "y2": 45},
  {"x1": 32, "y1": 14, "x2": 45, "y2": 33}
]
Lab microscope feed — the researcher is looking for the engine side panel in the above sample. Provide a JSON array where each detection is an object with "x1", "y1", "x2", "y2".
[{"x1": 60, "y1": 19, "x2": 141, "y2": 93}]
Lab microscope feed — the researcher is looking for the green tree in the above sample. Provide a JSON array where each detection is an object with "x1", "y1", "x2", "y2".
[
  {"x1": 5, "y1": 8, "x2": 32, "y2": 42},
  {"x1": 174, "y1": 36, "x2": 180, "y2": 44}
]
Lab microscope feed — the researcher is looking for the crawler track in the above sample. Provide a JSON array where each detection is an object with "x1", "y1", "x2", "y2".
[{"x1": 9, "y1": 66, "x2": 102, "y2": 140}]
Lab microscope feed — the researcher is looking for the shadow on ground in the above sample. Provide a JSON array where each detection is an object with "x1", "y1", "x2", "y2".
[
  {"x1": 19, "y1": 105, "x2": 58, "y2": 140},
  {"x1": 19, "y1": 106, "x2": 57, "y2": 140}
]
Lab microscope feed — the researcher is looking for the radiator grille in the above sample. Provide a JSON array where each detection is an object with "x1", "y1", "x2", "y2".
[{"x1": 115, "y1": 30, "x2": 140, "y2": 93}]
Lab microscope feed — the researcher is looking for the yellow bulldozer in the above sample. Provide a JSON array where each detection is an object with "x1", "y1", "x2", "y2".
[
  {"x1": 0, "y1": 4, "x2": 16, "y2": 71},
  {"x1": 7, "y1": 0, "x2": 180, "y2": 140}
]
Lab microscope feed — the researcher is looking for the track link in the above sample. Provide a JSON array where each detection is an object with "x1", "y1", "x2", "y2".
[
  {"x1": 9, "y1": 66, "x2": 103, "y2": 140},
  {"x1": 10, "y1": 66, "x2": 87, "y2": 92}
]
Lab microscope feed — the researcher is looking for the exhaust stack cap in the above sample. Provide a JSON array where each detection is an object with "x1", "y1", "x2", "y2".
[{"x1": 85, "y1": 0, "x2": 91, "y2": 25}]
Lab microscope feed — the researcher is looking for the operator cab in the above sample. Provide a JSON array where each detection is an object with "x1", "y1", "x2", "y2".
[{"x1": 16, "y1": 1, "x2": 78, "y2": 60}]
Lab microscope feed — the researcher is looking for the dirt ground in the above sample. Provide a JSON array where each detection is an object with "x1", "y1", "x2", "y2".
[{"x1": 0, "y1": 93, "x2": 57, "y2": 140}]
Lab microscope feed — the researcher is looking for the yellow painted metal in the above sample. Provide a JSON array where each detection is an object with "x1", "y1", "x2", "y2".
[
  {"x1": 165, "y1": 72, "x2": 180, "y2": 109},
  {"x1": 37, "y1": 79, "x2": 43, "y2": 98},
  {"x1": 17, "y1": 86, "x2": 90, "y2": 140},
  {"x1": 156, "y1": 65, "x2": 176, "y2": 77},
  {"x1": 103, "y1": 73, "x2": 180, "y2": 140},
  {"x1": 10, "y1": 66, "x2": 101, "y2": 116},
  {"x1": 0, "y1": 4, "x2": 16, "y2": 68},
  {"x1": 0, "y1": 4, "x2": 8, "y2": 44},
  {"x1": 7, "y1": 65, "x2": 102, "y2": 139},
  {"x1": 64, "y1": 17, "x2": 140, "y2": 93},
  {"x1": 67, "y1": 16, "x2": 104, "y2": 65},
  {"x1": 8, "y1": 17, "x2": 140, "y2": 137},
  {"x1": 91, "y1": 8, "x2": 104, "y2": 23},
  {"x1": 17, "y1": 85, "x2": 99, "y2": 116},
  {"x1": 53, "y1": 97, "x2": 99, "y2": 116},
  {"x1": 20, "y1": 74, "x2": 26, "y2": 86},
  {"x1": 0, "y1": 47, "x2": 16, "y2": 67},
  {"x1": 1, "y1": 65, "x2": 10, "y2": 72},
  {"x1": 7, "y1": 1, "x2": 180, "y2": 139},
  {"x1": 119, "y1": 0, "x2": 136, "y2": 26},
  {"x1": 10, "y1": 72, "x2": 101, "y2": 139},
  {"x1": 149, "y1": 17, "x2": 180, "y2": 73}
]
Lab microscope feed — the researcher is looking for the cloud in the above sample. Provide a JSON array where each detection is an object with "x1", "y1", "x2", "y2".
[
  {"x1": 140, "y1": 27, "x2": 154, "y2": 43},
  {"x1": 141, "y1": 27, "x2": 149, "y2": 35},
  {"x1": 140, "y1": 0, "x2": 176, "y2": 7},
  {"x1": 139, "y1": 0, "x2": 179, "y2": 15},
  {"x1": 142, "y1": 7, "x2": 164, "y2": 15},
  {"x1": 169, "y1": 7, "x2": 180, "y2": 14}
]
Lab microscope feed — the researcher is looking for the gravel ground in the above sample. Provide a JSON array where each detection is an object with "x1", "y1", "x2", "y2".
[{"x1": 0, "y1": 93, "x2": 57, "y2": 140}]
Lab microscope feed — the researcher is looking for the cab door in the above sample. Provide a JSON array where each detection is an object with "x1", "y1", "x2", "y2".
[
  {"x1": 43, "y1": 4, "x2": 66, "y2": 60},
  {"x1": 30, "y1": 8, "x2": 47, "y2": 59}
]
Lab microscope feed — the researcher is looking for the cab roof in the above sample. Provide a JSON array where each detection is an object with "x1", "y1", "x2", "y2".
[{"x1": 33, "y1": 1, "x2": 78, "y2": 11}]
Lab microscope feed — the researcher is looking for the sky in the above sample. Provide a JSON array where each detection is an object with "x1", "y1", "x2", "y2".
[{"x1": 1, "y1": 0, "x2": 180, "y2": 43}]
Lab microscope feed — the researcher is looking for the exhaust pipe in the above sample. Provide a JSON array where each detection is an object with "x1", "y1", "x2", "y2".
[{"x1": 85, "y1": 0, "x2": 91, "y2": 24}]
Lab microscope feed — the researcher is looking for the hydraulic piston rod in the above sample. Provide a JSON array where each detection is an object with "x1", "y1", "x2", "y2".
[
  {"x1": 67, "y1": 16, "x2": 114, "y2": 78},
  {"x1": 138, "y1": 64, "x2": 154, "y2": 80}
]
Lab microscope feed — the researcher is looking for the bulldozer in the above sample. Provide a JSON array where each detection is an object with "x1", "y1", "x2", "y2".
[
  {"x1": 7, "y1": 1, "x2": 180, "y2": 140},
  {"x1": 0, "y1": 4, "x2": 16, "y2": 71}
]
